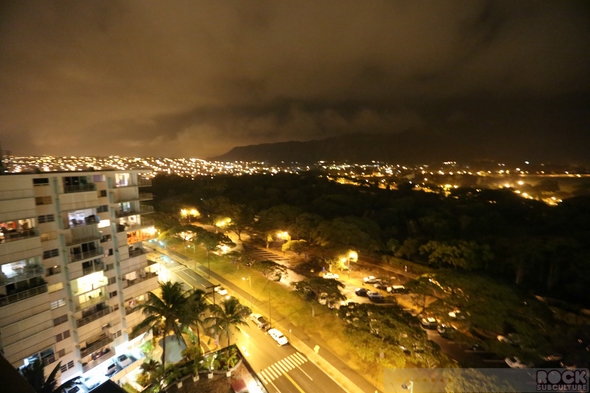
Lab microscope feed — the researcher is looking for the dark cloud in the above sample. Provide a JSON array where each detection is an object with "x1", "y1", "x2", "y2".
[{"x1": 0, "y1": 0, "x2": 588, "y2": 159}]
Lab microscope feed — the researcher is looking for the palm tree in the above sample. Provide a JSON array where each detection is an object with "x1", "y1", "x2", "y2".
[
  {"x1": 179, "y1": 289, "x2": 210, "y2": 351},
  {"x1": 20, "y1": 359, "x2": 80, "y2": 393},
  {"x1": 132, "y1": 281, "x2": 189, "y2": 366},
  {"x1": 205, "y1": 297, "x2": 251, "y2": 348}
]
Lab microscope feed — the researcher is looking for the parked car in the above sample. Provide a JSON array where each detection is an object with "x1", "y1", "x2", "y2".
[
  {"x1": 268, "y1": 328, "x2": 289, "y2": 346},
  {"x1": 437, "y1": 324, "x2": 455, "y2": 337},
  {"x1": 115, "y1": 354, "x2": 132, "y2": 368},
  {"x1": 367, "y1": 291, "x2": 385, "y2": 303},
  {"x1": 388, "y1": 285, "x2": 406, "y2": 293},
  {"x1": 374, "y1": 282, "x2": 389, "y2": 291},
  {"x1": 323, "y1": 273, "x2": 339, "y2": 279},
  {"x1": 355, "y1": 288, "x2": 368, "y2": 296},
  {"x1": 363, "y1": 276, "x2": 380, "y2": 284},
  {"x1": 215, "y1": 286, "x2": 228, "y2": 296},
  {"x1": 250, "y1": 313, "x2": 269, "y2": 330},
  {"x1": 105, "y1": 362, "x2": 119, "y2": 377},
  {"x1": 420, "y1": 316, "x2": 438, "y2": 329},
  {"x1": 505, "y1": 356, "x2": 532, "y2": 368}
]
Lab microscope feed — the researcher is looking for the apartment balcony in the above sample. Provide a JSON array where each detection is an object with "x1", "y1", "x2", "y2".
[
  {"x1": 69, "y1": 247, "x2": 103, "y2": 263},
  {"x1": 138, "y1": 178, "x2": 152, "y2": 187},
  {"x1": 0, "y1": 265, "x2": 44, "y2": 287},
  {"x1": 115, "y1": 218, "x2": 155, "y2": 233},
  {"x1": 73, "y1": 280, "x2": 108, "y2": 298},
  {"x1": 123, "y1": 271, "x2": 158, "y2": 290},
  {"x1": 127, "y1": 231, "x2": 157, "y2": 244},
  {"x1": 63, "y1": 183, "x2": 97, "y2": 194},
  {"x1": 82, "y1": 261, "x2": 105, "y2": 276},
  {"x1": 0, "y1": 227, "x2": 40, "y2": 244},
  {"x1": 0, "y1": 284, "x2": 48, "y2": 308},
  {"x1": 115, "y1": 204, "x2": 154, "y2": 218},
  {"x1": 76, "y1": 306, "x2": 112, "y2": 328},
  {"x1": 76, "y1": 291, "x2": 108, "y2": 311},
  {"x1": 66, "y1": 233, "x2": 102, "y2": 247},
  {"x1": 80, "y1": 334, "x2": 113, "y2": 358},
  {"x1": 113, "y1": 192, "x2": 153, "y2": 204},
  {"x1": 66, "y1": 215, "x2": 98, "y2": 229},
  {"x1": 82, "y1": 347, "x2": 114, "y2": 373}
]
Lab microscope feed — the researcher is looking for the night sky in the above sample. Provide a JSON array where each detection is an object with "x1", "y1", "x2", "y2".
[{"x1": 1, "y1": 1, "x2": 588, "y2": 160}]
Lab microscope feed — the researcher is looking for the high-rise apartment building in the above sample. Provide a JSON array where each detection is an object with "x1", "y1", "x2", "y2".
[{"x1": 0, "y1": 170, "x2": 159, "y2": 384}]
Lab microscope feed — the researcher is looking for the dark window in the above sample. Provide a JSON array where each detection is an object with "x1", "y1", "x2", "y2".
[
  {"x1": 33, "y1": 178, "x2": 49, "y2": 186},
  {"x1": 53, "y1": 315, "x2": 68, "y2": 326},
  {"x1": 43, "y1": 249, "x2": 59, "y2": 259}
]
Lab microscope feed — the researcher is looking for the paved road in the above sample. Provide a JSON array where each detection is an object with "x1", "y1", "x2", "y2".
[{"x1": 151, "y1": 248, "x2": 348, "y2": 393}]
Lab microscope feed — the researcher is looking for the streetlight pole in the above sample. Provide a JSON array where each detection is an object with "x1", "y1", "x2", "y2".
[{"x1": 242, "y1": 276, "x2": 252, "y2": 309}]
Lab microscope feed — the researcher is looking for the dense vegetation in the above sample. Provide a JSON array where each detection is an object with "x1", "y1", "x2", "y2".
[{"x1": 151, "y1": 173, "x2": 590, "y2": 307}]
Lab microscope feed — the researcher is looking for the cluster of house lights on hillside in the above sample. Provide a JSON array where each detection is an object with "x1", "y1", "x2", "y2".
[{"x1": 4, "y1": 155, "x2": 587, "y2": 206}]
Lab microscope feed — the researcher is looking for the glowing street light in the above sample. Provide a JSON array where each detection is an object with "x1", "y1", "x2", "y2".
[
  {"x1": 347, "y1": 250, "x2": 358, "y2": 279},
  {"x1": 242, "y1": 276, "x2": 252, "y2": 308}
]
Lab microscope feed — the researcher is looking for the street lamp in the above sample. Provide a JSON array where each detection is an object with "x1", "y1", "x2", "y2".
[
  {"x1": 401, "y1": 380, "x2": 414, "y2": 393},
  {"x1": 242, "y1": 276, "x2": 252, "y2": 309},
  {"x1": 347, "y1": 250, "x2": 358, "y2": 279}
]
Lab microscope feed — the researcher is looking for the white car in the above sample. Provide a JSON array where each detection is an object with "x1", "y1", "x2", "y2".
[
  {"x1": 268, "y1": 328, "x2": 289, "y2": 346},
  {"x1": 364, "y1": 276, "x2": 380, "y2": 284},
  {"x1": 505, "y1": 356, "x2": 532, "y2": 368},
  {"x1": 115, "y1": 354, "x2": 132, "y2": 368},
  {"x1": 215, "y1": 286, "x2": 228, "y2": 296},
  {"x1": 323, "y1": 273, "x2": 339, "y2": 279}
]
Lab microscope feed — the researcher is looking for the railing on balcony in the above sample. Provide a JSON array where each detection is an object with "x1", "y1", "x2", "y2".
[
  {"x1": 67, "y1": 233, "x2": 102, "y2": 247},
  {"x1": 63, "y1": 183, "x2": 97, "y2": 194},
  {"x1": 116, "y1": 218, "x2": 155, "y2": 233},
  {"x1": 138, "y1": 178, "x2": 152, "y2": 187},
  {"x1": 76, "y1": 292, "x2": 108, "y2": 311},
  {"x1": 80, "y1": 335, "x2": 113, "y2": 358},
  {"x1": 82, "y1": 348, "x2": 113, "y2": 373},
  {"x1": 73, "y1": 281, "x2": 107, "y2": 298},
  {"x1": 0, "y1": 284, "x2": 48, "y2": 308},
  {"x1": 0, "y1": 228, "x2": 40, "y2": 243},
  {"x1": 115, "y1": 209, "x2": 139, "y2": 218},
  {"x1": 82, "y1": 261, "x2": 105, "y2": 276},
  {"x1": 69, "y1": 247, "x2": 103, "y2": 263},
  {"x1": 76, "y1": 306, "x2": 112, "y2": 328},
  {"x1": 129, "y1": 248, "x2": 145, "y2": 258},
  {"x1": 139, "y1": 204, "x2": 154, "y2": 214},
  {"x1": 67, "y1": 215, "x2": 98, "y2": 229},
  {"x1": 0, "y1": 266, "x2": 44, "y2": 286},
  {"x1": 123, "y1": 272, "x2": 158, "y2": 290}
]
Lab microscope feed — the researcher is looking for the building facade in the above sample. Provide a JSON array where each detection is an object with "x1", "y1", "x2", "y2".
[{"x1": 0, "y1": 170, "x2": 159, "y2": 383}]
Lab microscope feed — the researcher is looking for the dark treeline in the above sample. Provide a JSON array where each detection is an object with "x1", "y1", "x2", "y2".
[{"x1": 151, "y1": 173, "x2": 590, "y2": 307}]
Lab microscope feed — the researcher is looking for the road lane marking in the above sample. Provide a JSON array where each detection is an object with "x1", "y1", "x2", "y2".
[
  {"x1": 296, "y1": 364, "x2": 313, "y2": 381},
  {"x1": 259, "y1": 370, "x2": 270, "y2": 383},
  {"x1": 288, "y1": 355, "x2": 302, "y2": 366},
  {"x1": 270, "y1": 364, "x2": 283, "y2": 376},
  {"x1": 276, "y1": 360, "x2": 292, "y2": 373},
  {"x1": 267, "y1": 365, "x2": 280, "y2": 379},
  {"x1": 283, "y1": 371, "x2": 307, "y2": 393},
  {"x1": 268, "y1": 379, "x2": 282, "y2": 393},
  {"x1": 293, "y1": 352, "x2": 307, "y2": 363}
]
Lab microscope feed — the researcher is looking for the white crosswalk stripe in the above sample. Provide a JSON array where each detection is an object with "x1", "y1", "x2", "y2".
[{"x1": 257, "y1": 352, "x2": 308, "y2": 384}]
